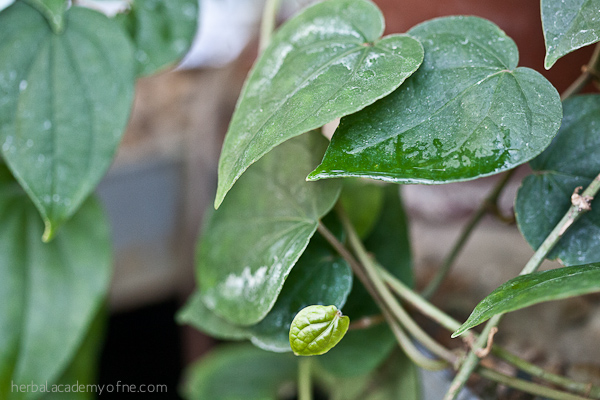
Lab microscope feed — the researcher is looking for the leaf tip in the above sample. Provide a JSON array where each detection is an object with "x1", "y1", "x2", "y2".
[
  {"x1": 544, "y1": 54, "x2": 557, "y2": 70},
  {"x1": 42, "y1": 220, "x2": 57, "y2": 242}
]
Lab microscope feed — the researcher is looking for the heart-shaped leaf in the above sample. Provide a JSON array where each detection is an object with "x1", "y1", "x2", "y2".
[
  {"x1": 454, "y1": 264, "x2": 600, "y2": 337},
  {"x1": 516, "y1": 95, "x2": 600, "y2": 266},
  {"x1": 214, "y1": 0, "x2": 424, "y2": 208},
  {"x1": 289, "y1": 305, "x2": 350, "y2": 356},
  {"x1": 178, "y1": 229, "x2": 352, "y2": 352},
  {"x1": 309, "y1": 16, "x2": 562, "y2": 185},
  {"x1": 0, "y1": 167, "x2": 112, "y2": 399},
  {"x1": 542, "y1": 0, "x2": 600, "y2": 69},
  {"x1": 115, "y1": 0, "x2": 198, "y2": 76},
  {"x1": 182, "y1": 344, "x2": 297, "y2": 400},
  {"x1": 0, "y1": 2, "x2": 135, "y2": 241},
  {"x1": 197, "y1": 131, "x2": 341, "y2": 326}
]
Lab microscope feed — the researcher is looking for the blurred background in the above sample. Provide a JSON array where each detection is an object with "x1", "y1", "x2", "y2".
[{"x1": 8, "y1": 0, "x2": 594, "y2": 397}]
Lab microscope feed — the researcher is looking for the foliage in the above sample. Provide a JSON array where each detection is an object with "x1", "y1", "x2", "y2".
[
  {"x1": 3, "y1": 0, "x2": 600, "y2": 399},
  {"x1": 0, "y1": 0, "x2": 198, "y2": 398}
]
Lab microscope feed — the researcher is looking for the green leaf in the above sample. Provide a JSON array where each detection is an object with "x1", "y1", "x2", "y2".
[
  {"x1": 197, "y1": 131, "x2": 341, "y2": 326},
  {"x1": 0, "y1": 177, "x2": 112, "y2": 399},
  {"x1": 41, "y1": 309, "x2": 107, "y2": 400},
  {"x1": 289, "y1": 305, "x2": 350, "y2": 356},
  {"x1": 542, "y1": 0, "x2": 600, "y2": 69},
  {"x1": 115, "y1": 0, "x2": 198, "y2": 76},
  {"x1": 21, "y1": 0, "x2": 67, "y2": 33},
  {"x1": 317, "y1": 350, "x2": 421, "y2": 400},
  {"x1": 516, "y1": 95, "x2": 600, "y2": 266},
  {"x1": 454, "y1": 264, "x2": 600, "y2": 337},
  {"x1": 182, "y1": 344, "x2": 297, "y2": 400},
  {"x1": 178, "y1": 230, "x2": 353, "y2": 352},
  {"x1": 309, "y1": 16, "x2": 562, "y2": 185},
  {"x1": 317, "y1": 185, "x2": 412, "y2": 376},
  {"x1": 339, "y1": 179, "x2": 385, "y2": 239},
  {"x1": 0, "y1": 2, "x2": 135, "y2": 240},
  {"x1": 214, "y1": 0, "x2": 424, "y2": 208}
]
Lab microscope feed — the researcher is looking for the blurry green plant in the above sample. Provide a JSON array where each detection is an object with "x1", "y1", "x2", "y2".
[{"x1": 0, "y1": 0, "x2": 198, "y2": 398}]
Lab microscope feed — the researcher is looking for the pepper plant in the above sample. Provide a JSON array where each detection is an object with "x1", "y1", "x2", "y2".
[
  {"x1": 0, "y1": 0, "x2": 197, "y2": 398},
  {"x1": 178, "y1": 0, "x2": 600, "y2": 399}
]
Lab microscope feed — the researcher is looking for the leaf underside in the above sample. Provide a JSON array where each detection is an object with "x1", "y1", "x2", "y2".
[
  {"x1": 197, "y1": 131, "x2": 341, "y2": 326},
  {"x1": 178, "y1": 229, "x2": 352, "y2": 353}
]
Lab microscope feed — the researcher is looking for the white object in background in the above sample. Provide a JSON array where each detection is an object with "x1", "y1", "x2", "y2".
[
  {"x1": 0, "y1": 0, "x2": 14, "y2": 12},
  {"x1": 179, "y1": 0, "x2": 264, "y2": 69}
]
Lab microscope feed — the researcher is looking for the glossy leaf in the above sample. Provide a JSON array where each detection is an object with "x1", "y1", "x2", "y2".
[
  {"x1": 454, "y1": 264, "x2": 600, "y2": 337},
  {"x1": 516, "y1": 95, "x2": 600, "y2": 265},
  {"x1": 197, "y1": 131, "x2": 341, "y2": 326},
  {"x1": 178, "y1": 231, "x2": 352, "y2": 352},
  {"x1": 0, "y1": 2, "x2": 135, "y2": 240},
  {"x1": 214, "y1": 0, "x2": 424, "y2": 208},
  {"x1": 116, "y1": 0, "x2": 198, "y2": 76},
  {"x1": 289, "y1": 305, "x2": 350, "y2": 356},
  {"x1": 318, "y1": 185, "x2": 412, "y2": 376},
  {"x1": 182, "y1": 344, "x2": 297, "y2": 400},
  {"x1": 309, "y1": 16, "x2": 562, "y2": 185},
  {"x1": 317, "y1": 350, "x2": 421, "y2": 400},
  {"x1": 0, "y1": 172, "x2": 112, "y2": 399},
  {"x1": 339, "y1": 179, "x2": 385, "y2": 239},
  {"x1": 542, "y1": 0, "x2": 600, "y2": 69},
  {"x1": 22, "y1": 0, "x2": 67, "y2": 33}
]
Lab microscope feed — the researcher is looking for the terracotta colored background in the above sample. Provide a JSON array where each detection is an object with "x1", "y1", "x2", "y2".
[{"x1": 373, "y1": 0, "x2": 594, "y2": 93}]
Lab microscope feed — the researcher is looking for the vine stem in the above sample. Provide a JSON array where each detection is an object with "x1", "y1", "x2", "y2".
[
  {"x1": 478, "y1": 368, "x2": 593, "y2": 400},
  {"x1": 317, "y1": 222, "x2": 450, "y2": 370},
  {"x1": 382, "y1": 266, "x2": 600, "y2": 399},
  {"x1": 561, "y1": 42, "x2": 600, "y2": 101},
  {"x1": 422, "y1": 169, "x2": 516, "y2": 298},
  {"x1": 335, "y1": 205, "x2": 458, "y2": 365},
  {"x1": 298, "y1": 357, "x2": 312, "y2": 400},
  {"x1": 259, "y1": 0, "x2": 282, "y2": 52},
  {"x1": 319, "y1": 218, "x2": 600, "y2": 398},
  {"x1": 444, "y1": 171, "x2": 600, "y2": 400}
]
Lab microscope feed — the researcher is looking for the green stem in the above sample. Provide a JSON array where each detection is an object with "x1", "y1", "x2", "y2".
[
  {"x1": 385, "y1": 309, "x2": 449, "y2": 371},
  {"x1": 259, "y1": 0, "x2": 282, "y2": 52},
  {"x1": 322, "y1": 217, "x2": 600, "y2": 398},
  {"x1": 422, "y1": 169, "x2": 516, "y2": 298},
  {"x1": 382, "y1": 268, "x2": 600, "y2": 399},
  {"x1": 491, "y1": 347, "x2": 600, "y2": 399},
  {"x1": 318, "y1": 222, "x2": 448, "y2": 370},
  {"x1": 478, "y1": 368, "x2": 593, "y2": 400},
  {"x1": 561, "y1": 42, "x2": 600, "y2": 101},
  {"x1": 381, "y1": 267, "x2": 461, "y2": 332},
  {"x1": 336, "y1": 206, "x2": 457, "y2": 366},
  {"x1": 298, "y1": 357, "x2": 312, "y2": 400},
  {"x1": 444, "y1": 172, "x2": 600, "y2": 400}
]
